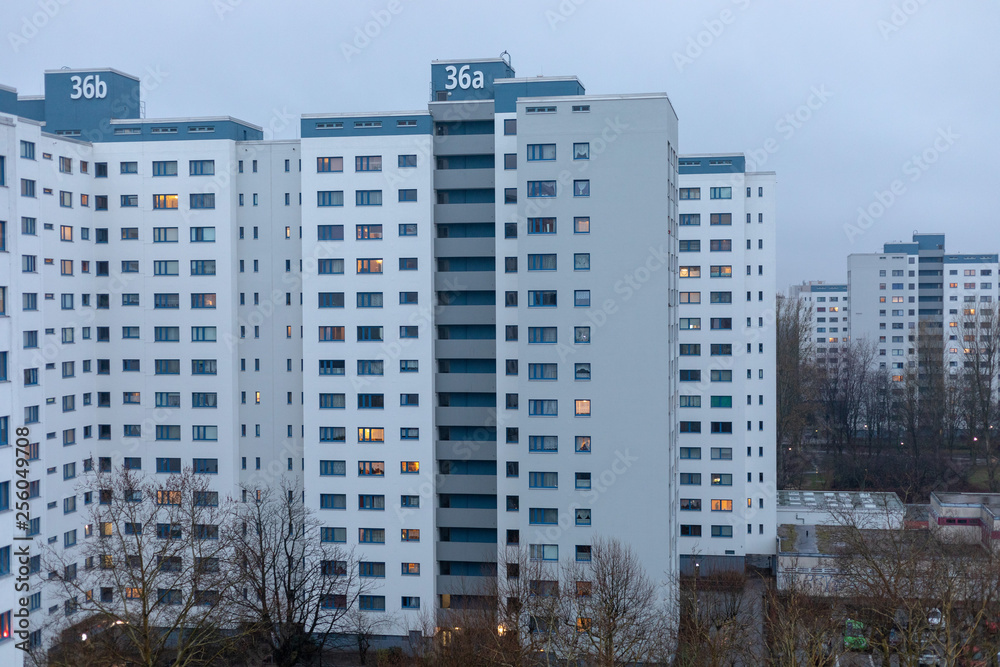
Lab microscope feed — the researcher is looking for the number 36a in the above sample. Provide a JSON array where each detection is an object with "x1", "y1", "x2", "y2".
[
  {"x1": 70, "y1": 74, "x2": 108, "y2": 100},
  {"x1": 444, "y1": 65, "x2": 484, "y2": 91}
]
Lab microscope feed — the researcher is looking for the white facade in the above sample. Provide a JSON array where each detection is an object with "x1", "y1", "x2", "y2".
[
  {"x1": 299, "y1": 116, "x2": 436, "y2": 623},
  {"x1": 676, "y1": 157, "x2": 777, "y2": 561},
  {"x1": 0, "y1": 60, "x2": 782, "y2": 662},
  {"x1": 0, "y1": 110, "x2": 306, "y2": 659},
  {"x1": 494, "y1": 94, "x2": 680, "y2": 590}
]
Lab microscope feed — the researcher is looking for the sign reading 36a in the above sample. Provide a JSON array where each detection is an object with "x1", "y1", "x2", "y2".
[
  {"x1": 443, "y1": 65, "x2": 485, "y2": 91},
  {"x1": 70, "y1": 74, "x2": 108, "y2": 100}
]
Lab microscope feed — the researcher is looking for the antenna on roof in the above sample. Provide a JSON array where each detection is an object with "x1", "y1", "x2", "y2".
[{"x1": 499, "y1": 50, "x2": 511, "y2": 68}]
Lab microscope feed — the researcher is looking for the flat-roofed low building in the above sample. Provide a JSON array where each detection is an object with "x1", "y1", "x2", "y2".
[{"x1": 930, "y1": 491, "x2": 1000, "y2": 550}]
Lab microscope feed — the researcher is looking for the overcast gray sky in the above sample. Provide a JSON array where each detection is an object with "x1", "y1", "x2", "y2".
[{"x1": 2, "y1": 0, "x2": 996, "y2": 290}]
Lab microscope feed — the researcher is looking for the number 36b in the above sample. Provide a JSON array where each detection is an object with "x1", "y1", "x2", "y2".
[{"x1": 70, "y1": 74, "x2": 107, "y2": 100}]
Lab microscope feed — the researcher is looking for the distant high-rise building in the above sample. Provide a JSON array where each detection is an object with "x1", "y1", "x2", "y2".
[
  {"x1": 846, "y1": 233, "x2": 999, "y2": 377},
  {"x1": 788, "y1": 281, "x2": 849, "y2": 365}
]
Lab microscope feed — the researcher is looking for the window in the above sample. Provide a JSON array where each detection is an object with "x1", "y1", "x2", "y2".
[
  {"x1": 317, "y1": 190, "x2": 344, "y2": 207},
  {"x1": 319, "y1": 427, "x2": 347, "y2": 442},
  {"x1": 359, "y1": 528, "x2": 385, "y2": 544},
  {"x1": 191, "y1": 260, "x2": 216, "y2": 275},
  {"x1": 356, "y1": 224, "x2": 382, "y2": 240},
  {"x1": 527, "y1": 217, "x2": 556, "y2": 235},
  {"x1": 527, "y1": 144, "x2": 556, "y2": 161},
  {"x1": 356, "y1": 292, "x2": 383, "y2": 308},
  {"x1": 710, "y1": 187, "x2": 732, "y2": 199},
  {"x1": 528, "y1": 400, "x2": 558, "y2": 416},
  {"x1": 153, "y1": 194, "x2": 178, "y2": 209},
  {"x1": 193, "y1": 458, "x2": 218, "y2": 474},
  {"x1": 320, "y1": 494, "x2": 347, "y2": 510},
  {"x1": 152, "y1": 160, "x2": 178, "y2": 176},
  {"x1": 317, "y1": 156, "x2": 343, "y2": 172},
  {"x1": 20, "y1": 179, "x2": 35, "y2": 197},
  {"x1": 357, "y1": 428, "x2": 384, "y2": 442},
  {"x1": 573, "y1": 180, "x2": 590, "y2": 197},
  {"x1": 190, "y1": 193, "x2": 215, "y2": 209},
  {"x1": 319, "y1": 326, "x2": 344, "y2": 342},
  {"x1": 711, "y1": 525, "x2": 733, "y2": 537},
  {"x1": 357, "y1": 326, "x2": 383, "y2": 341},
  {"x1": 529, "y1": 435, "x2": 558, "y2": 451},
  {"x1": 711, "y1": 473, "x2": 733, "y2": 486},
  {"x1": 189, "y1": 159, "x2": 214, "y2": 175},
  {"x1": 319, "y1": 359, "x2": 345, "y2": 375},
  {"x1": 529, "y1": 508, "x2": 558, "y2": 524},
  {"x1": 355, "y1": 190, "x2": 382, "y2": 206},
  {"x1": 355, "y1": 155, "x2": 382, "y2": 172},
  {"x1": 527, "y1": 181, "x2": 557, "y2": 198},
  {"x1": 156, "y1": 457, "x2": 181, "y2": 473},
  {"x1": 317, "y1": 225, "x2": 344, "y2": 242},
  {"x1": 708, "y1": 265, "x2": 732, "y2": 278},
  {"x1": 357, "y1": 258, "x2": 383, "y2": 274},
  {"x1": 191, "y1": 326, "x2": 216, "y2": 342},
  {"x1": 529, "y1": 544, "x2": 558, "y2": 561},
  {"x1": 528, "y1": 290, "x2": 557, "y2": 307},
  {"x1": 679, "y1": 187, "x2": 700, "y2": 200}
]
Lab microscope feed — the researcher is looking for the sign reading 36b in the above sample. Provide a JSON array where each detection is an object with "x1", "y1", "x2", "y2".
[
  {"x1": 443, "y1": 65, "x2": 485, "y2": 91},
  {"x1": 70, "y1": 74, "x2": 108, "y2": 100}
]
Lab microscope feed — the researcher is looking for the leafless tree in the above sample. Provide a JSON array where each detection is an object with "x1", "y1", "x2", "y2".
[
  {"x1": 815, "y1": 338, "x2": 879, "y2": 456},
  {"x1": 409, "y1": 538, "x2": 676, "y2": 667},
  {"x1": 765, "y1": 576, "x2": 842, "y2": 667},
  {"x1": 677, "y1": 569, "x2": 761, "y2": 667},
  {"x1": 829, "y1": 504, "x2": 1000, "y2": 666},
  {"x1": 776, "y1": 295, "x2": 820, "y2": 487},
  {"x1": 41, "y1": 466, "x2": 243, "y2": 667},
  {"x1": 229, "y1": 482, "x2": 380, "y2": 667},
  {"x1": 563, "y1": 537, "x2": 674, "y2": 666}
]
